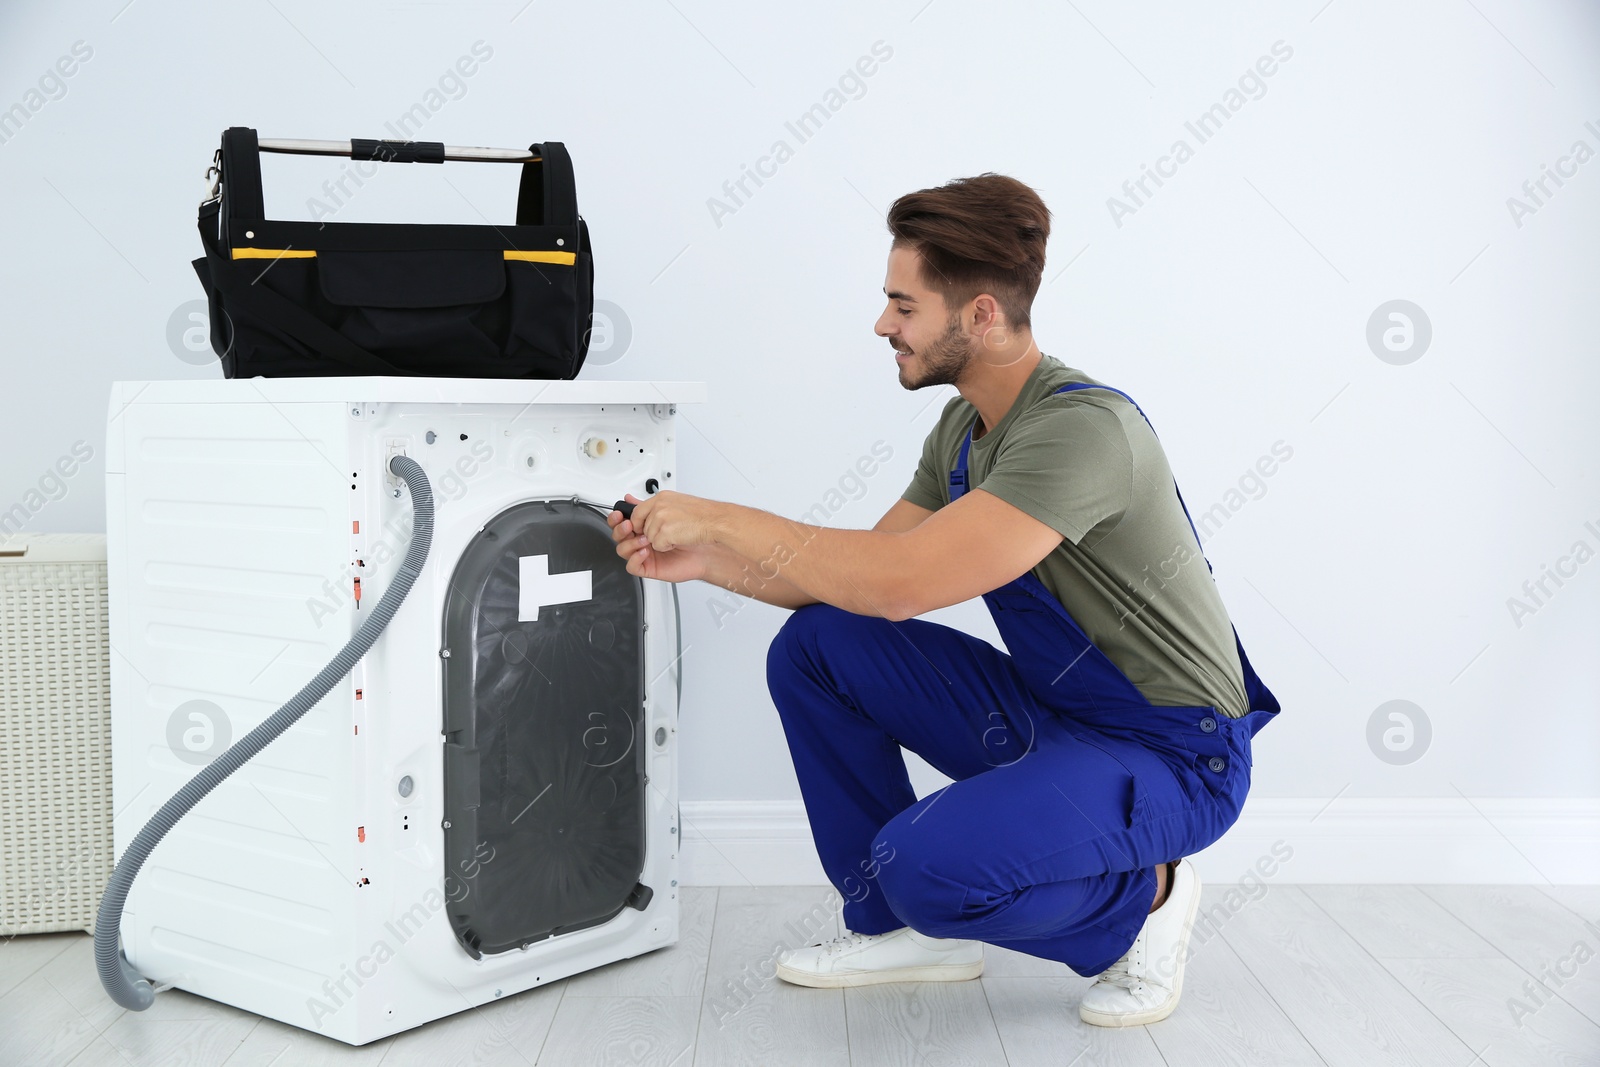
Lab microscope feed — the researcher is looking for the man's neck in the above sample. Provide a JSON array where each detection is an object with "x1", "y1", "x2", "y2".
[{"x1": 964, "y1": 343, "x2": 1043, "y2": 442}]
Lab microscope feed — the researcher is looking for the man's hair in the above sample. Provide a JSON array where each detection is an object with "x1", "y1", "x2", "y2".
[{"x1": 885, "y1": 172, "x2": 1051, "y2": 330}]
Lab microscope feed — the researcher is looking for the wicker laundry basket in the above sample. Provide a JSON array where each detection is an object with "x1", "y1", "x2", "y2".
[{"x1": 0, "y1": 534, "x2": 112, "y2": 935}]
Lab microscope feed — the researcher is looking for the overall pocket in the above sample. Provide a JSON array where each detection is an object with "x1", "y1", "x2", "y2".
[{"x1": 1068, "y1": 729, "x2": 1151, "y2": 831}]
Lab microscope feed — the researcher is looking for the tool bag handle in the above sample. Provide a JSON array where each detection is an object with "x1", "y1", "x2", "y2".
[
  {"x1": 213, "y1": 127, "x2": 578, "y2": 231},
  {"x1": 515, "y1": 140, "x2": 577, "y2": 228}
]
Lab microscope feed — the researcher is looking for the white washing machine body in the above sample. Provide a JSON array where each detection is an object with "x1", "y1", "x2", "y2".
[{"x1": 104, "y1": 376, "x2": 704, "y2": 1045}]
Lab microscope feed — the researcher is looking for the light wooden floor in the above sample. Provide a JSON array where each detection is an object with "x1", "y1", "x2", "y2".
[{"x1": 4, "y1": 883, "x2": 1599, "y2": 1066}]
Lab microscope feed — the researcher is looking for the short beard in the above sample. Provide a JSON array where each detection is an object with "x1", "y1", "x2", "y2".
[{"x1": 897, "y1": 314, "x2": 974, "y2": 390}]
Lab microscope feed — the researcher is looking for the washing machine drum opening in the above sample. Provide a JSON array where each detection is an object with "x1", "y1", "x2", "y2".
[{"x1": 441, "y1": 499, "x2": 648, "y2": 958}]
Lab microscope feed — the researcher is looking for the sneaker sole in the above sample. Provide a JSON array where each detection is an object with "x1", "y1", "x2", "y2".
[
  {"x1": 774, "y1": 957, "x2": 984, "y2": 989},
  {"x1": 1078, "y1": 864, "x2": 1204, "y2": 1028}
]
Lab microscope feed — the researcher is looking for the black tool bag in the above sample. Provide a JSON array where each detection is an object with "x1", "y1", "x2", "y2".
[{"x1": 191, "y1": 127, "x2": 595, "y2": 379}]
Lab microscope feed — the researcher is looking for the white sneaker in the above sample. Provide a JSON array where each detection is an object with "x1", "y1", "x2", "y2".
[
  {"x1": 1079, "y1": 858, "x2": 1202, "y2": 1027},
  {"x1": 774, "y1": 926, "x2": 984, "y2": 988}
]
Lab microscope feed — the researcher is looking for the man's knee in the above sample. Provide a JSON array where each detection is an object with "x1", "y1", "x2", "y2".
[{"x1": 765, "y1": 602, "x2": 851, "y2": 689}]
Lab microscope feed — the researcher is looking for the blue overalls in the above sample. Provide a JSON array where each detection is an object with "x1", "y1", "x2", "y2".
[{"x1": 766, "y1": 383, "x2": 1281, "y2": 976}]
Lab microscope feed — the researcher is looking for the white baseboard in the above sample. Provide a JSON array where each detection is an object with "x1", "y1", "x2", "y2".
[
  {"x1": 678, "y1": 798, "x2": 1600, "y2": 886},
  {"x1": 678, "y1": 801, "x2": 828, "y2": 887}
]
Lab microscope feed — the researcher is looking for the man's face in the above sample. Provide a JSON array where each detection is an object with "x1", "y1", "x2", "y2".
[{"x1": 875, "y1": 245, "x2": 975, "y2": 390}]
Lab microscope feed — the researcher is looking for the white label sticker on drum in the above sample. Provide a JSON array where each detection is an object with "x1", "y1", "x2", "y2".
[{"x1": 518, "y1": 555, "x2": 592, "y2": 621}]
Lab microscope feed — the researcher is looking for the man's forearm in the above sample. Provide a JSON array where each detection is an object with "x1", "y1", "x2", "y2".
[
  {"x1": 710, "y1": 505, "x2": 907, "y2": 618},
  {"x1": 698, "y1": 543, "x2": 820, "y2": 610}
]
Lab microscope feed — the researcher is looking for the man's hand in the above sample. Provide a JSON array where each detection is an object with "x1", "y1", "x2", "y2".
[
  {"x1": 608, "y1": 492, "x2": 716, "y2": 583},
  {"x1": 624, "y1": 489, "x2": 728, "y2": 553}
]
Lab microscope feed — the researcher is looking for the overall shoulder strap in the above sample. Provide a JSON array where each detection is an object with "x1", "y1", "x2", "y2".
[
  {"x1": 947, "y1": 417, "x2": 977, "y2": 500},
  {"x1": 1050, "y1": 382, "x2": 1281, "y2": 714}
]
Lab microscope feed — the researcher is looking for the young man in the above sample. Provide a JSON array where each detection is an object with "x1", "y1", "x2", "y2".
[{"x1": 607, "y1": 173, "x2": 1280, "y2": 1027}]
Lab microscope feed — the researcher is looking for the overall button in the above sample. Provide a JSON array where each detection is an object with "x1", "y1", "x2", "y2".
[
  {"x1": 1208, "y1": 756, "x2": 1227, "y2": 773},
  {"x1": 1199, "y1": 717, "x2": 1216, "y2": 733}
]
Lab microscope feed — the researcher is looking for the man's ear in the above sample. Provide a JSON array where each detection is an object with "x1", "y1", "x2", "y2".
[{"x1": 973, "y1": 293, "x2": 1005, "y2": 330}]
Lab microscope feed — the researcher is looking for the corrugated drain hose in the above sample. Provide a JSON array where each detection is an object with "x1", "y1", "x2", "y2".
[{"x1": 95, "y1": 454, "x2": 433, "y2": 1010}]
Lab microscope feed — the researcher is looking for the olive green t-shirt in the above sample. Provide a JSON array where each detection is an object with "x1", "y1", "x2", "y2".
[{"x1": 901, "y1": 353, "x2": 1249, "y2": 718}]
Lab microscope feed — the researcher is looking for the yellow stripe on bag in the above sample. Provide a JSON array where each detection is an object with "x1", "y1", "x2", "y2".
[
  {"x1": 503, "y1": 250, "x2": 576, "y2": 265},
  {"x1": 229, "y1": 248, "x2": 577, "y2": 265}
]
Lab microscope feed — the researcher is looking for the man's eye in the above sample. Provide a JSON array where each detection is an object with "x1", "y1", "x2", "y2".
[{"x1": 898, "y1": 308, "x2": 911, "y2": 316}]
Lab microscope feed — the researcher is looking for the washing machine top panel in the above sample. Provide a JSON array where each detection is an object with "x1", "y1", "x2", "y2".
[{"x1": 107, "y1": 378, "x2": 706, "y2": 406}]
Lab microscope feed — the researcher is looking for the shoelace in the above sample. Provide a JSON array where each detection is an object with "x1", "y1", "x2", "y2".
[
  {"x1": 1096, "y1": 932, "x2": 1148, "y2": 991},
  {"x1": 817, "y1": 930, "x2": 876, "y2": 956}
]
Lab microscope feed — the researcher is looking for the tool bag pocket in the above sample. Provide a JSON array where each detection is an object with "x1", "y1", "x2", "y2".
[{"x1": 192, "y1": 127, "x2": 595, "y2": 379}]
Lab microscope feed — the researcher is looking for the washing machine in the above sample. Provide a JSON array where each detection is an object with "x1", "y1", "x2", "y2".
[{"x1": 103, "y1": 374, "x2": 704, "y2": 1045}]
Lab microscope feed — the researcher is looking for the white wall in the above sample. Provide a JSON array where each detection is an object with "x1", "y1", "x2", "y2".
[{"x1": 3, "y1": 1, "x2": 1597, "y2": 878}]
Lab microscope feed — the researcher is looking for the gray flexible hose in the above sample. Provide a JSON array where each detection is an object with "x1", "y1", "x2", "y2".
[{"x1": 95, "y1": 454, "x2": 433, "y2": 1010}]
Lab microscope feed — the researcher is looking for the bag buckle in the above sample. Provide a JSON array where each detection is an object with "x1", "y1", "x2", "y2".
[{"x1": 201, "y1": 148, "x2": 222, "y2": 206}]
